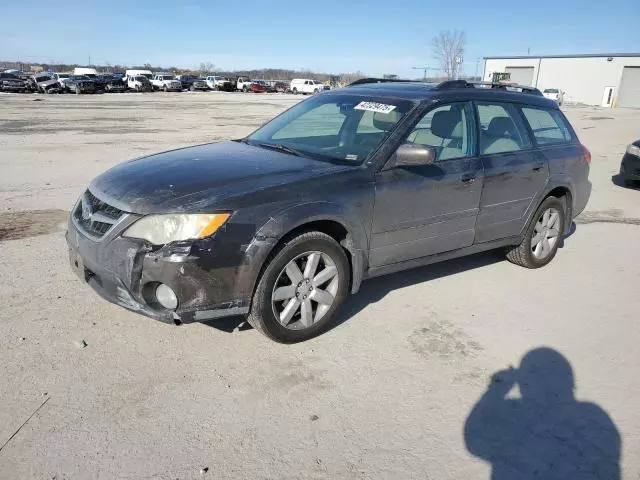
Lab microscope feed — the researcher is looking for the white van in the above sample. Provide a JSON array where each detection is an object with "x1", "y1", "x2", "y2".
[
  {"x1": 74, "y1": 67, "x2": 99, "y2": 76},
  {"x1": 290, "y1": 78, "x2": 324, "y2": 95}
]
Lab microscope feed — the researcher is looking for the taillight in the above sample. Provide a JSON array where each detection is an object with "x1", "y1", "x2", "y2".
[{"x1": 581, "y1": 145, "x2": 591, "y2": 164}]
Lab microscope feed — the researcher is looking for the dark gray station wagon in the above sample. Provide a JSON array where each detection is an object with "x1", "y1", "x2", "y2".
[{"x1": 66, "y1": 80, "x2": 591, "y2": 342}]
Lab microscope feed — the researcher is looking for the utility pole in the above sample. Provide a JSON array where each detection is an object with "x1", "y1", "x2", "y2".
[
  {"x1": 88, "y1": 53, "x2": 91, "y2": 66},
  {"x1": 412, "y1": 66, "x2": 437, "y2": 81}
]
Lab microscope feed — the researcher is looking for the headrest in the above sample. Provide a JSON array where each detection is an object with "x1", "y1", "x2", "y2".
[
  {"x1": 431, "y1": 110, "x2": 462, "y2": 139},
  {"x1": 487, "y1": 117, "x2": 519, "y2": 138},
  {"x1": 372, "y1": 110, "x2": 401, "y2": 131}
]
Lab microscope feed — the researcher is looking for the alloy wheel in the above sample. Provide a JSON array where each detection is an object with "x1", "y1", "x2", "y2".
[
  {"x1": 531, "y1": 207, "x2": 561, "y2": 259},
  {"x1": 271, "y1": 251, "x2": 340, "y2": 330}
]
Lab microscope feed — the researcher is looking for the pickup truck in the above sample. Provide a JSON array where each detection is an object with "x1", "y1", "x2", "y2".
[
  {"x1": 151, "y1": 74, "x2": 182, "y2": 92},
  {"x1": 236, "y1": 76, "x2": 253, "y2": 92},
  {"x1": 0, "y1": 72, "x2": 29, "y2": 92},
  {"x1": 126, "y1": 75, "x2": 153, "y2": 92}
]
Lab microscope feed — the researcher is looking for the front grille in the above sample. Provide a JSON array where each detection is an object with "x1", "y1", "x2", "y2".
[{"x1": 74, "y1": 190, "x2": 126, "y2": 239}]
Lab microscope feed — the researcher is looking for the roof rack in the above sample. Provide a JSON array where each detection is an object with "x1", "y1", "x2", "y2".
[
  {"x1": 347, "y1": 77, "x2": 412, "y2": 86},
  {"x1": 435, "y1": 80, "x2": 543, "y2": 96}
]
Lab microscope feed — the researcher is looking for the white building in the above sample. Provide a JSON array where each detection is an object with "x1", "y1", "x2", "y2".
[{"x1": 483, "y1": 53, "x2": 640, "y2": 108}]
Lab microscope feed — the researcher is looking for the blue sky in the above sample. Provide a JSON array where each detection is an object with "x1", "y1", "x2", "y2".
[{"x1": 1, "y1": 0, "x2": 639, "y2": 78}]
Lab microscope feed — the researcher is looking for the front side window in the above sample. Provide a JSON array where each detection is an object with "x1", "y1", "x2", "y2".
[
  {"x1": 521, "y1": 107, "x2": 574, "y2": 145},
  {"x1": 404, "y1": 102, "x2": 474, "y2": 161},
  {"x1": 247, "y1": 94, "x2": 414, "y2": 164},
  {"x1": 477, "y1": 102, "x2": 531, "y2": 155}
]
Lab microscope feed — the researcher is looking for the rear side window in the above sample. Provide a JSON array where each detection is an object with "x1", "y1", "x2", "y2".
[
  {"x1": 521, "y1": 107, "x2": 575, "y2": 145},
  {"x1": 476, "y1": 102, "x2": 531, "y2": 155}
]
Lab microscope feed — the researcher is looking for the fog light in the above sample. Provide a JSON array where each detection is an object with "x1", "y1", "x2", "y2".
[{"x1": 155, "y1": 283, "x2": 178, "y2": 310}]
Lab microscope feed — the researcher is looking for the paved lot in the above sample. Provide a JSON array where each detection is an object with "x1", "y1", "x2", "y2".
[{"x1": 1, "y1": 92, "x2": 639, "y2": 479}]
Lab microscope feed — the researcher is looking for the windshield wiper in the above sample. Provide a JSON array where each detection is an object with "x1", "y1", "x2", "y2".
[{"x1": 256, "y1": 142, "x2": 308, "y2": 158}]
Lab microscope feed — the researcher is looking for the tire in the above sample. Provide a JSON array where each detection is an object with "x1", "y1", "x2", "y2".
[
  {"x1": 163, "y1": 86, "x2": 168, "y2": 92},
  {"x1": 75, "y1": 85, "x2": 81, "y2": 95},
  {"x1": 292, "y1": 87, "x2": 298, "y2": 94},
  {"x1": 247, "y1": 231, "x2": 350, "y2": 343},
  {"x1": 190, "y1": 85, "x2": 195, "y2": 91},
  {"x1": 505, "y1": 196, "x2": 565, "y2": 268},
  {"x1": 242, "y1": 85, "x2": 248, "y2": 92}
]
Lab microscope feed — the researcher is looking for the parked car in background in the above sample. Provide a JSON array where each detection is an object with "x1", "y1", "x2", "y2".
[
  {"x1": 152, "y1": 73, "x2": 182, "y2": 92},
  {"x1": 101, "y1": 74, "x2": 127, "y2": 93},
  {"x1": 124, "y1": 70, "x2": 153, "y2": 82},
  {"x1": 0, "y1": 72, "x2": 29, "y2": 92},
  {"x1": 273, "y1": 81, "x2": 289, "y2": 93},
  {"x1": 74, "y1": 67, "x2": 99, "y2": 77},
  {"x1": 290, "y1": 78, "x2": 324, "y2": 94},
  {"x1": 64, "y1": 75, "x2": 97, "y2": 94},
  {"x1": 249, "y1": 81, "x2": 266, "y2": 93},
  {"x1": 619, "y1": 139, "x2": 640, "y2": 187},
  {"x1": 126, "y1": 74, "x2": 153, "y2": 92},
  {"x1": 206, "y1": 76, "x2": 234, "y2": 91},
  {"x1": 52, "y1": 72, "x2": 71, "y2": 89},
  {"x1": 236, "y1": 76, "x2": 253, "y2": 92},
  {"x1": 176, "y1": 75, "x2": 197, "y2": 90},
  {"x1": 32, "y1": 74, "x2": 63, "y2": 94},
  {"x1": 543, "y1": 88, "x2": 564, "y2": 105},
  {"x1": 189, "y1": 78, "x2": 209, "y2": 91}
]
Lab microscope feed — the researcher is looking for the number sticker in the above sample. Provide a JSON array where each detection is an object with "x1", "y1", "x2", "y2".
[{"x1": 353, "y1": 102, "x2": 397, "y2": 114}]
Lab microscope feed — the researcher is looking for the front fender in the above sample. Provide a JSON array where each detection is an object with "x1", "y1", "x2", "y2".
[{"x1": 234, "y1": 201, "x2": 371, "y2": 300}]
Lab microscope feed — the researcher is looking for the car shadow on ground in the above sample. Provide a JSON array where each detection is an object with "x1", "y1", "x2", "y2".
[
  {"x1": 203, "y1": 226, "x2": 579, "y2": 336},
  {"x1": 464, "y1": 347, "x2": 621, "y2": 479}
]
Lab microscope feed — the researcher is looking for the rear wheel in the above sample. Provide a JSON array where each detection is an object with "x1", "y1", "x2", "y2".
[
  {"x1": 247, "y1": 231, "x2": 350, "y2": 343},
  {"x1": 506, "y1": 196, "x2": 565, "y2": 268},
  {"x1": 75, "y1": 85, "x2": 81, "y2": 95},
  {"x1": 292, "y1": 87, "x2": 298, "y2": 94}
]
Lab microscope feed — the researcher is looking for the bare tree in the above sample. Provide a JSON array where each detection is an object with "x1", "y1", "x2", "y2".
[
  {"x1": 431, "y1": 30, "x2": 466, "y2": 80},
  {"x1": 199, "y1": 62, "x2": 216, "y2": 74}
]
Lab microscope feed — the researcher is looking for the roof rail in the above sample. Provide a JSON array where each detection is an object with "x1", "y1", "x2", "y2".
[
  {"x1": 347, "y1": 77, "x2": 412, "y2": 86},
  {"x1": 435, "y1": 79, "x2": 543, "y2": 96}
]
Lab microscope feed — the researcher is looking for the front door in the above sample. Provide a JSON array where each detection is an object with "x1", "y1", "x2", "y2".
[{"x1": 369, "y1": 102, "x2": 483, "y2": 267}]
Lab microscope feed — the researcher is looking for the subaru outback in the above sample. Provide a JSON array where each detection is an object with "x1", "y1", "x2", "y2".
[{"x1": 66, "y1": 79, "x2": 591, "y2": 342}]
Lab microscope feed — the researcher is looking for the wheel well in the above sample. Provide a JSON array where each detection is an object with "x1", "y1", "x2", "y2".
[
  {"x1": 546, "y1": 187, "x2": 573, "y2": 231},
  {"x1": 254, "y1": 220, "x2": 354, "y2": 298}
]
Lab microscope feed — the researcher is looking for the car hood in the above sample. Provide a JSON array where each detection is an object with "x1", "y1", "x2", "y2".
[{"x1": 90, "y1": 141, "x2": 349, "y2": 214}]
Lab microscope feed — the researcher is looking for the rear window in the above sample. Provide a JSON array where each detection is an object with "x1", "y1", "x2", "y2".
[{"x1": 521, "y1": 107, "x2": 575, "y2": 145}]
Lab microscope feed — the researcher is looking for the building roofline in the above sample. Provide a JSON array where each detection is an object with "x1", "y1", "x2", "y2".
[{"x1": 483, "y1": 53, "x2": 640, "y2": 60}]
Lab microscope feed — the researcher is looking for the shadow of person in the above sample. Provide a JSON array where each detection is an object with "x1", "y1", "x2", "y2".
[{"x1": 464, "y1": 348, "x2": 620, "y2": 480}]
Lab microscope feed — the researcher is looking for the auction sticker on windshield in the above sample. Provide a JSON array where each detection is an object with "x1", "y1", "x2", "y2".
[{"x1": 353, "y1": 102, "x2": 397, "y2": 114}]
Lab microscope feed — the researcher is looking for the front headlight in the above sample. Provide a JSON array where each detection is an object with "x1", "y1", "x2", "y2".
[
  {"x1": 626, "y1": 144, "x2": 640, "y2": 157},
  {"x1": 123, "y1": 213, "x2": 230, "y2": 245}
]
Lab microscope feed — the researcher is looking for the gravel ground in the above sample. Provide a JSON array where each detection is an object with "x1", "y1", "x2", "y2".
[{"x1": 0, "y1": 92, "x2": 639, "y2": 479}]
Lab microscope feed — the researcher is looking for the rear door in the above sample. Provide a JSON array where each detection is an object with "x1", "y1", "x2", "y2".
[
  {"x1": 370, "y1": 102, "x2": 483, "y2": 267},
  {"x1": 474, "y1": 101, "x2": 549, "y2": 243}
]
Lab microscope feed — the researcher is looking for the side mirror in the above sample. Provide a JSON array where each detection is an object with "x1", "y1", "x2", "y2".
[{"x1": 393, "y1": 143, "x2": 436, "y2": 168}]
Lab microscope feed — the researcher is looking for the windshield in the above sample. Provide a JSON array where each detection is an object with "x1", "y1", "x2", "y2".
[
  {"x1": 162, "y1": 75, "x2": 175, "y2": 80},
  {"x1": 135, "y1": 76, "x2": 149, "y2": 82},
  {"x1": 142, "y1": 73, "x2": 152, "y2": 79},
  {"x1": 544, "y1": 88, "x2": 559, "y2": 93},
  {"x1": 246, "y1": 94, "x2": 414, "y2": 164},
  {"x1": 35, "y1": 76, "x2": 51, "y2": 82},
  {"x1": 57, "y1": 74, "x2": 69, "y2": 79}
]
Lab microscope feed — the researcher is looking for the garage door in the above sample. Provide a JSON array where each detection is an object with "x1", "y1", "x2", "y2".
[
  {"x1": 505, "y1": 66, "x2": 535, "y2": 86},
  {"x1": 617, "y1": 67, "x2": 640, "y2": 108}
]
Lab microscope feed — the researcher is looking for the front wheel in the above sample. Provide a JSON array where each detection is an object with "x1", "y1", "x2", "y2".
[
  {"x1": 506, "y1": 196, "x2": 565, "y2": 268},
  {"x1": 247, "y1": 231, "x2": 350, "y2": 343}
]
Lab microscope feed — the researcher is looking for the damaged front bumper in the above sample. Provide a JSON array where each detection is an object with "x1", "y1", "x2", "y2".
[{"x1": 65, "y1": 213, "x2": 251, "y2": 324}]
